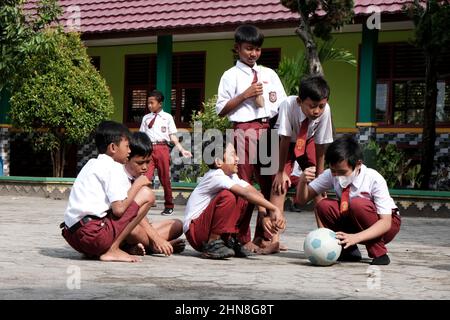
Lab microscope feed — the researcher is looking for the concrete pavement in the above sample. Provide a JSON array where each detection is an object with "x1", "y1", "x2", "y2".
[{"x1": 0, "y1": 195, "x2": 449, "y2": 300}]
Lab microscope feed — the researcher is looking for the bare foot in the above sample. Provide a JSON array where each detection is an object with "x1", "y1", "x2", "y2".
[
  {"x1": 170, "y1": 239, "x2": 186, "y2": 254},
  {"x1": 126, "y1": 243, "x2": 146, "y2": 256},
  {"x1": 258, "y1": 241, "x2": 280, "y2": 254},
  {"x1": 279, "y1": 243, "x2": 288, "y2": 251},
  {"x1": 100, "y1": 248, "x2": 141, "y2": 262},
  {"x1": 243, "y1": 242, "x2": 263, "y2": 254},
  {"x1": 251, "y1": 237, "x2": 283, "y2": 254}
]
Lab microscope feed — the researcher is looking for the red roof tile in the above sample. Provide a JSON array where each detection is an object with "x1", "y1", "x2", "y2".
[{"x1": 24, "y1": 0, "x2": 417, "y2": 36}]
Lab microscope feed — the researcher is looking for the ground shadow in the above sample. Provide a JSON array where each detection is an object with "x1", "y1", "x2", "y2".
[
  {"x1": 428, "y1": 264, "x2": 450, "y2": 271},
  {"x1": 39, "y1": 247, "x2": 84, "y2": 260}
]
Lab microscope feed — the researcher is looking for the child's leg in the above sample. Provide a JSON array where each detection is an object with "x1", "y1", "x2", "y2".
[
  {"x1": 185, "y1": 190, "x2": 239, "y2": 252},
  {"x1": 99, "y1": 186, "x2": 154, "y2": 262},
  {"x1": 315, "y1": 198, "x2": 349, "y2": 231},
  {"x1": 348, "y1": 198, "x2": 401, "y2": 258},
  {"x1": 145, "y1": 154, "x2": 156, "y2": 181},
  {"x1": 151, "y1": 219, "x2": 185, "y2": 253},
  {"x1": 235, "y1": 197, "x2": 252, "y2": 244},
  {"x1": 151, "y1": 219, "x2": 183, "y2": 240},
  {"x1": 253, "y1": 160, "x2": 294, "y2": 250},
  {"x1": 127, "y1": 217, "x2": 185, "y2": 254},
  {"x1": 155, "y1": 145, "x2": 174, "y2": 209}
]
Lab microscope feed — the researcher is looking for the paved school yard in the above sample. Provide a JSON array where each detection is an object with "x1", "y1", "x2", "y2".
[{"x1": 0, "y1": 195, "x2": 449, "y2": 300}]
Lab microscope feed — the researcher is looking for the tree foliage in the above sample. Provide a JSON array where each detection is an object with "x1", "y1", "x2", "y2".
[
  {"x1": 2, "y1": 0, "x2": 114, "y2": 177},
  {"x1": 405, "y1": 0, "x2": 450, "y2": 189},
  {"x1": 277, "y1": 39, "x2": 356, "y2": 95},
  {"x1": 280, "y1": 0, "x2": 354, "y2": 75},
  {"x1": 0, "y1": 0, "x2": 62, "y2": 92},
  {"x1": 281, "y1": 0, "x2": 354, "y2": 40}
]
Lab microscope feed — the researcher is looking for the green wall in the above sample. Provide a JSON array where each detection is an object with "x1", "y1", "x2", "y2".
[{"x1": 86, "y1": 29, "x2": 413, "y2": 128}]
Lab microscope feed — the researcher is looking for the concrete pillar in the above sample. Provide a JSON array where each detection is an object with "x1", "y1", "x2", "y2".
[{"x1": 156, "y1": 35, "x2": 173, "y2": 113}]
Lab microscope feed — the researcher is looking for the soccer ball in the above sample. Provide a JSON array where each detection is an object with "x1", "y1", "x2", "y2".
[{"x1": 303, "y1": 228, "x2": 342, "y2": 266}]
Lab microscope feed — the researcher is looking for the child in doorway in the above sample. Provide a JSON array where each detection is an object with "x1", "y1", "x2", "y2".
[
  {"x1": 139, "y1": 89, "x2": 192, "y2": 216},
  {"x1": 296, "y1": 135, "x2": 401, "y2": 265}
]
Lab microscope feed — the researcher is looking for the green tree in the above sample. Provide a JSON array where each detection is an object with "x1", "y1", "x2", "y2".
[
  {"x1": 0, "y1": 0, "x2": 61, "y2": 91},
  {"x1": 3, "y1": 0, "x2": 114, "y2": 177},
  {"x1": 277, "y1": 39, "x2": 356, "y2": 95},
  {"x1": 280, "y1": 0, "x2": 354, "y2": 76},
  {"x1": 405, "y1": 0, "x2": 450, "y2": 189}
]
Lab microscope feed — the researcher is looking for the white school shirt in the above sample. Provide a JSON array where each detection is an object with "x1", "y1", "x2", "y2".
[
  {"x1": 216, "y1": 60, "x2": 287, "y2": 122},
  {"x1": 277, "y1": 96, "x2": 333, "y2": 144},
  {"x1": 183, "y1": 169, "x2": 249, "y2": 233},
  {"x1": 64, "y1": 154, "x2": 130, "y2": 228},
  {"x1": 139, "y1": 110, "x2": 177, "y2": 143},
  {"x1": 309, "y1": 164, "x2": 399, "y2": 215},
  {"x1": 291, "y1": 161, "x2": 303, "y2": 177}
]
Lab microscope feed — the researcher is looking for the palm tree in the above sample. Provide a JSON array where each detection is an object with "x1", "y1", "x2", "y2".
[{"x1": 277, "y1": 39, "x2": 356, "y2": 95}]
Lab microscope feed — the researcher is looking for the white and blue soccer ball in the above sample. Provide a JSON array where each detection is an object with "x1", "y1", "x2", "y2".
[{"x1": 303, "y1": 228, "x2": 342, "y2": 266}]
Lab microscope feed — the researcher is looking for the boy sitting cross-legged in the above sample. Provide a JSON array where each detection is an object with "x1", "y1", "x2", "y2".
[{"x1": 123, "y1": 132, "x2": 186, "y2": 256}]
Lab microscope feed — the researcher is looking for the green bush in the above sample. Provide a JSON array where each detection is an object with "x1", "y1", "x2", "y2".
[
  {"x1": 189, "y1": 95, "x2": 232, "y2": 178},
  {"x1": 363, "y1": 140, "x2": 422, "y2": 189},
  {"x1": 191, "y1": 94, "x2": 232, "y2": 133},
  {"x1": 9, "y1": 29, "x2": 114, "y2": 176}
]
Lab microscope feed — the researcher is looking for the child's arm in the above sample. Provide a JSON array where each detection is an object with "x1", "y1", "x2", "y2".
[
  {"x1": 230, "y1": 184, "x2": 285, "y2": 235},
  {"x1": 336, "y1": 214, "x2": 392, "y2": 248},
  {"x1": 295, "y1": 167, "x2": 318, "y2": 205},
  {"x1": 315, "y1": 144, "x2": 327, "y2": 176},
  {"x1": 111, "y1": 175, "x2": 150, "y2": 217},
  {"x1": 169, "y1": 133, "x2": 192, "y2": 158},
  {"x1": 272, "y1": 135, "x2": 292, "y2": 195},
  {"x1": 313, "y1": 143, "x2": 328, "y2": 203},
  {"x1": 218, "y1": 82, "x2": 263, "y2": 117}
]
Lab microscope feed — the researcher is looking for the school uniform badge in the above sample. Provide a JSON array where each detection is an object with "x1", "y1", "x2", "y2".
[
  {"x1": 269, "y1": 91, "x2": 277, "y2": 103},
  {"x1": 161, "y1": 126, "x2": 167, "y2": 133}
]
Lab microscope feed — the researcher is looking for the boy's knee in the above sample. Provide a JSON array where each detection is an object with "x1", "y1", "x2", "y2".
[
  {"x1": 315, "y1": 198, "x2": 334, "y2": 216},
  {"x1": 217, "y1": 189, "x2": 236, "y2": 202},
  {"x1": 349, "y1": 197, "x2": 375, "y2": 216},
  {"x1": 135, "y1": 186, "x2": 155, "y2": 206}
]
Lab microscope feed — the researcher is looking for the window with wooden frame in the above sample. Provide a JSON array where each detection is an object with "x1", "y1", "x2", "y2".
[
  {"x1": 123, "y1": 52, "x2": 205, "y2": 127},
  {"x1": 259, "y1": 48, "x2": 282, "y2": 70},
  {"x1": 170, "y1": 52, "x2": 206, "y2": 128},
  {"x1": 124, "y1": 55, "x2": 157, "y2": 126},
  {"x1": 374, "y1": 43, "x2": 450, "y2": 126}
]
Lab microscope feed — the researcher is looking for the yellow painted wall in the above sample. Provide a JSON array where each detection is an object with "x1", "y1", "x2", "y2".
[{"x1": 86, "y1": 29, "x2": 414, "y2": 127}]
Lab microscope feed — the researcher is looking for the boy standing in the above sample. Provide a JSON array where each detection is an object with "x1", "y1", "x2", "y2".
[
  {"x1": 297, "y1": 136, "x2": 401, "y2": 265},
  {"x1": 216, "y1": 24, "x2": 286, "y2": 250},
  {"x1": 62, "y1": 121, "x2": 154, "y2": 262},
  {"x1": 139, "y1": 90, "x2": 192, "y2": 216},
  {"x1": 124, "y1": 132, "x2": 186, "y2": 255},
  {"x1": 216, "y1": 24, "x2": 287, "y2": 200},
  {"x1": 184, "y1": 138, "x2": 285, "y2": 259}
]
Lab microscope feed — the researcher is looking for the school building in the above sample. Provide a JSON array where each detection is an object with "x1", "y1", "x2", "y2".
[{"x1": 0, "y1": 0, "x2": 449, "y2": 189}]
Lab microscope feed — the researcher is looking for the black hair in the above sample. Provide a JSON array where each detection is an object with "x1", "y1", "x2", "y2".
[
  {"x1": 325, "y1": 135, "x2": 363, "y2": 170},
  {"x1": 234, "y1": 24, "x2": 264, "y2": 47},
  {"x1": 147, "y1": 89, "x2": 164, "y2": 103},
  {"x1": 129, "y1": 131, "x2": 152, "y2": 159},
  {"x1": 202, "y1": 135, "x2": 229, "y2": 169},
  {"x1": 299, "y1": 75, "x2": 330, "y2": 102},
  {"x1": 95, "y1": 120, "x2": 131, "y2": 154}
]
